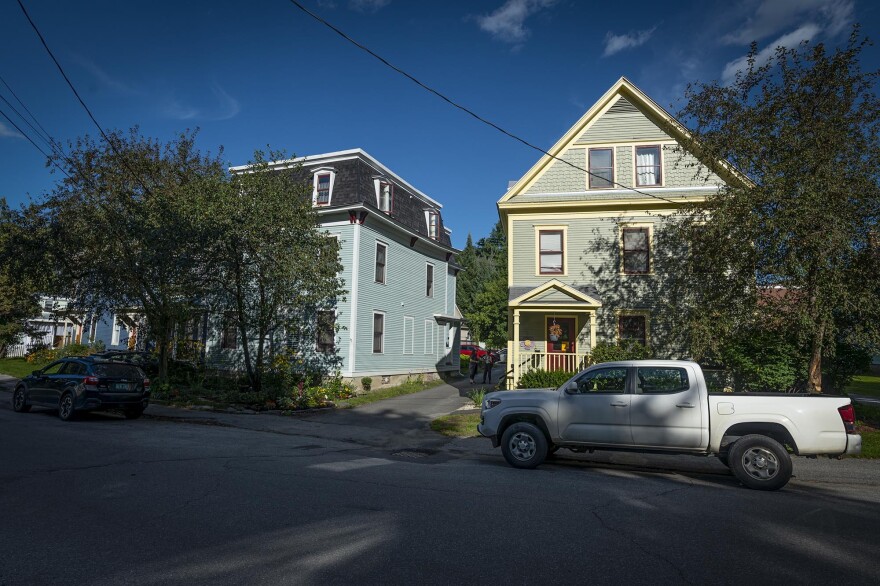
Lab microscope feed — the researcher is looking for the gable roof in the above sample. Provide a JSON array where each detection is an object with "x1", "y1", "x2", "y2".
[
  {"x1": 509, "y1": 280, "x2": 602, "y2": 307},
  {"x1": 498, "y1": 77, "x2": 751, "y2": 205}
]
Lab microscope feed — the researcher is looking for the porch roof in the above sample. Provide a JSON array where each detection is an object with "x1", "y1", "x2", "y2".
[{"x1": 508, "y1": 280, "x2": 602, "y2": 308}]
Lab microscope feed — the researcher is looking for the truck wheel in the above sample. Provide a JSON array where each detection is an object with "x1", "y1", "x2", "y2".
[
  {"x1": 729, "y1": 434, "x2": 792, "y2": 491},
  {"x1": 500, "y1": 422, "x2": 548, "y2": 469}
]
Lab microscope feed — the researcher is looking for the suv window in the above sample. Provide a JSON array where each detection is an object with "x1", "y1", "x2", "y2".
[
  {"x1": 636, "y1": 367, "x2": 690, "y2": 394},
  {"x1": 62, "y1": 362, "x2": 86, "y2": 376},
  {"x1": 41, "y1": 362, "x2": 65, "y2": 375},
  {"x1": 92, "y1": 364, "x2": 144, "y2": 379},
  {"x1": 572, "y1": 367, "x2": 627, "y2": 394}
]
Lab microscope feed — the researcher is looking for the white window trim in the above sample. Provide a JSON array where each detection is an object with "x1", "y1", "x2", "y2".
[
  {"x1": 372, "y1": 311, "x2": 386, "y2": 354},
  {"x1": 426, "y1": 262, "x2": 434, "y2": 297},
  {"x1": 632, "y1": 144, "x2": 665, "y2": 188},
  {"x1": 312, "y1": 167, "x2": 336, "y2": 207},
  {"x1": 375, "y1": 241, "x2": 388, "y2": 284},
  {"x1": 614, "y1": 309, "x2": 651, "y2": 346},
  {"x1": 403, "y1": 316, "x2": 414, "y2": 355},
  {"x1": 534, "y1": 224, "x2": 568, "y2": 277},
  {"x1": 373, "y1": 178, "x2": 393, "y2": 213},
  {"x1": 425, "y1": 320, "x2": 435, "y2": 354},
  {"x1": 619, "y1": 222, "x2": 654, "y2": 275},
  {"x1": 111, "y1": 314, "x2": 120, "y2": 346}
]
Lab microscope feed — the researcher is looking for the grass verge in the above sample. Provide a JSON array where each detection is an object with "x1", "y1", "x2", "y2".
[
  {"x1": 0, "y1": 358, "x2": 47, "y2": 380},
  {"x1": 430, "y1": 412, "x2": 481, "y2": 438},
  {"x1": 854, "y1": 403, "x2": 880, "y2": 459},
  {"x1": 846, "y1": 373, "x2": 880, "y2": 398},
  {"x1": 341, "y1": 378, "x2": 443, "y2": 408}
]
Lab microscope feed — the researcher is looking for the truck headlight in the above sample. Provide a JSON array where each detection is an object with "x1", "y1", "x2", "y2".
[{"x1": 484, "y1": 398, "x2": 501, "y2": 410}]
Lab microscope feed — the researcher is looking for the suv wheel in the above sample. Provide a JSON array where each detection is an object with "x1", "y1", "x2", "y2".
[
  {"x1": 501, "y1": 422, "x2": 548, "y2": 469},
  {"x1": 12, "y1": 386, "x2": 30, "y2": 413},
  {"x1": 58, "y1": 392, "x2": 76, "y2": 421},
  {"x1": 728, "y1": 434, "x2": 792, "y2": 491}
]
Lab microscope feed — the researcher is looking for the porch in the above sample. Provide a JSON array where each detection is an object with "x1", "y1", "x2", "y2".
[{"x1": 507, "y1": 280, "x2": 602, "y2": 388}]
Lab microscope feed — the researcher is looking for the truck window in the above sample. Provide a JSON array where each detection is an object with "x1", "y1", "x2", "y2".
[
  {"x1": 636, "y1": 367, "x2": 689, "y2": 394},
  {"x1": 573, "y1": 368, "x2": 627, "y2": 394}
]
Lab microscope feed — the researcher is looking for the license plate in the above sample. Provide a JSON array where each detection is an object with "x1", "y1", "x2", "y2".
[{"x1": 113, "y1": 383, "x2": 131, "y2": 392}]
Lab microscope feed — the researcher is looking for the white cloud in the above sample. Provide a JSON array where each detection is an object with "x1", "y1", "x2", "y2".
[
  {"x1": 161, "y1": 84, "x2": 240, "y2": 121},
  {"x1": 602, "y1": 26, "x2": 657, "y2": 57},
  {"x1": 73, "y1": 56, "x2": 136, "y2": 95},
  {"x1": 721, "y1": 0, "x2": 852, "y2": 45},
  {"x1": 348, "y1": 0, "x2": 390, "y2": 12},
  {"x1": 474, "y1": 0, "x2": 556, "y2": 44},
  {"x1": 721, "y1": 23, "x2": 820, "y2": 85},
  {"x1": 0, "y1": 120, "x2": 23, "y2": 139}
]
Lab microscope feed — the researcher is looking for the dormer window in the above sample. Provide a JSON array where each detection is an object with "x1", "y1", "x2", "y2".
[
  {"x1": 312, "y1": 168, "x2": 336, "y2": 207},
  {"x1": 379, "y1": 181, "x2": 393, "y2": 213},
  {"x1": 426, "y1": 210, "x2": 439, "y2": 240}
]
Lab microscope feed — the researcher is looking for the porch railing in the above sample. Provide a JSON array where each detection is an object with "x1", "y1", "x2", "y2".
[{"x1": 515, "y1": 351, "x2": 591, "y2": 385}]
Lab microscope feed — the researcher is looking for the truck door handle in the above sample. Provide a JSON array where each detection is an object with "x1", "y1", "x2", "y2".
[
  {"x1": 610, "y1": 401, "x2": 627, "y2": 407},
  {"x1": 676, "y1": 403, "x2": 695, "y2": 408}
]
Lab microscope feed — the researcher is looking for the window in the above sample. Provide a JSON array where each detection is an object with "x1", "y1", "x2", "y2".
[
  {"x1": 426, "y1": 263, "x2": 434, "y2": 297},
  {"x1": 372, "y1": 312, "x2": 385, "y2": 353},
  {"x1": 221, "y1": 313, "x2": 237, "y2": 350},
  {"x1": 61, "y1": 362, "x2": 86, "y2": 375},
  {"x1": 41, "y1": 362, "x2": 65, "y2": 375},
  {"x1": 635, "y1": 146, "x2": 662, "y2": 186},
  {"x1": 618, "y1": 315, "x2": 647, "y2": 346},
  {"x1": 589, "y1": 148, "x2": 614, "y2": 188},
  {"x1": 403, "y1": 316, "x2": 414, "y2": 354},
  {"x1": 375, "y1": 242, "x2": 387, "y2": 284},
  {"x1": 571, "y1": 367, "x2": 628, "y2": 394},
  {"x1": 316, "y1": 173, "x2": 331, "y2": 205},
  {"x1": 539, "y1": 230, "x2": 564, "y2": 274},
  {"x1": 622, "y1": 227, "x2": 650, "y2": 274},
  {"x1": 636, "y1": 367, "x2": 690, "y2": 394},
  {"x1": 42, "y1": 299, "x2": 53, "y2": 311},
  {"x1": 378, "y1": 181, "x2": 393, "y2": 213},
  {"x1": 427, "y1": 211, "x2": 439, "y2": 239},
  {"x1": 425, "y1": 320, "x2": 435, "y2": 354},
  {"x1": 316, "y1": 311, "x2": 335, "y2": 353}
]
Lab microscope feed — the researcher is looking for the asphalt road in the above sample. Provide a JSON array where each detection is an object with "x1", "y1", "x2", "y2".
[{"x1": 2, "y1": 397, "x2": 880, "y2": 585}]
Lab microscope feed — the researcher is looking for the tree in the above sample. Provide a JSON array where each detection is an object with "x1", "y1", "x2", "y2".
[
  {"x1": 45, "y1": 128, "x2": 226, "y2": 380},
  {"x1": 457, "y1": 220, "x2": 508, "y2": 347},
  {"x1": 668, "y1": 29, "x2": 880, "y2": 392},
  {"x1": 0, "y1": 199, "x2": 42, "y2": 355},
  {"x1": 204, "y1": 151, "x2": 345, "y2": 392}
]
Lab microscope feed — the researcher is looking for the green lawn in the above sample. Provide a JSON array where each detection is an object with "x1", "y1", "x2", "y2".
[
  {"x1": 0, "y1": 358, "x2": 47, "y2": 380},
  {"x1": 430, "y1": 412, "x2": 481, "y2": 437},
  {"x1": 853, "y1": 403, "x2": 880, "y2": 459},
  {"x1": 845, "y1": 373, "x2": 880, "y2": 398},
  {"x1": 340, "y1": 378, "x2": 443, "y2": 408}
]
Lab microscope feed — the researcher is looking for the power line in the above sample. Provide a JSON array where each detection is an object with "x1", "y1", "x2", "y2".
[
  {"x1": 0, "y1": 104, "x2": 70, "y2": 178},
  {"x1": 285, "y1": 0, "x2": 681, "y2": 207},
  {"x1": 16, "y1": 0, "x2": 154, "y2": 197},
  {"x1": 0, "y1": 83, "x2": 56, "y2": 153},
  {"x1": 0, "y1": 72, "x2": 58, "y2": 152}
]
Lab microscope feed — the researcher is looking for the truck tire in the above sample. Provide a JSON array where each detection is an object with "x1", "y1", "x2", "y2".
[
  {"x1": 728, "y1": 434, "x2": 792, "y2": 491},
  {"x1": 500, "y1": 422, "x2": 548, "y2": 469}
]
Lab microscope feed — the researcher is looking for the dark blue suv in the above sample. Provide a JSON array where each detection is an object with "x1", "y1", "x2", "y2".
[{"x1": 12, "y1": 357, "x2": 150, "y2": 421}]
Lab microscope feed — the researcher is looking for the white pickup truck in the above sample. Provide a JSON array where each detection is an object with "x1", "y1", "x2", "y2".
[{"x1": 478, "y1": 360, "x2": 861, "y2": 490}]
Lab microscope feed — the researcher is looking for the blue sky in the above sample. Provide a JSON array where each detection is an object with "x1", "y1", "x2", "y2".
[{"x1": 1, "y1": 0, "x2": 877, "y2": 248}]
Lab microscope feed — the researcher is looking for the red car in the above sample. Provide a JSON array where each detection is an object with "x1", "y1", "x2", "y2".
[{"x1": 461, "y1": 344, "x2": 488, "y2": 359}]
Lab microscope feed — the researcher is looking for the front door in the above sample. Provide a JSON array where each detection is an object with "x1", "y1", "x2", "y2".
[
  {"x1": 546, "y1": 317, "x2": 576, "y2": 372},
  {"x1": 629, "y1": 364, "x2": 704, "y2": 449},
  {"x1": 30, "y1": 361, "x2": 65, "y2": 405},
  {"x1": 557, "y1": 366, "x2": 632, "y2": 445}
]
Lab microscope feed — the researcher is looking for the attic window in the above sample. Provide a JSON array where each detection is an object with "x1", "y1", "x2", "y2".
[
  {"x1": 427, "y1": 211, "x2": 439, "y2": 239},
  {"x1": 589, "y1": 148, "x2": 614, "y2": 189},
  {"x1": 312, "y1": 168, "x2": 336, "y2": 207},
  {"x1": 379, "y1": 181, "x2": 393, "y2": 213}
]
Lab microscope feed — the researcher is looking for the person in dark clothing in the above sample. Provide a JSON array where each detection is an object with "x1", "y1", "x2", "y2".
[
  {"x1": 468, "y1": 347, "x2": 480, "y2": 383},
  {"x1": 482, "y1": 351, "x2": 496, "y2": 384}
]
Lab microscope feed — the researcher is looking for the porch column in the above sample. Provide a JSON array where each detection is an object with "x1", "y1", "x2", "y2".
[
  {"x1": 513, "y1": 308, "x2": 521, "y2": 386},
  {"x1": 590, "y1": 310, "x2": 597, "y2": 350}
]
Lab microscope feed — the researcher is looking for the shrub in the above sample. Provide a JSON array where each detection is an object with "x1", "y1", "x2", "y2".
[
  {"x1": 518, "y1": 369, "x2": 576, "y2": 389},
  {"x1": 589, "y1": 341, "x2": 653, "y2": 364},
  {"x1": 720, "y1": 329, "x2": 799, "y2": 392},
  {"x1": 361, "y1": 376, "x2": 372, "y2": 391},
  {"x1": 468, "y1": 389, "x2": 486, "y2": 408},
  {"x1": 825, "y1": 343, "x2": 872, "y2": 393}
]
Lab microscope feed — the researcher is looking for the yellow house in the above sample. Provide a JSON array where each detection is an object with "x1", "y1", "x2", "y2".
[{"x1": 499, "y1": 77, "x2": 743, "y2": 386}]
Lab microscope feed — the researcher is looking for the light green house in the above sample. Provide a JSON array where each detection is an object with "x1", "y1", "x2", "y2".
[{"x1": 499, "y1": 78, "x2": 743, "y2": 386}]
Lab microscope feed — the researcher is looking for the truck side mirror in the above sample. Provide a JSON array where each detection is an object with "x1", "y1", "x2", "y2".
[{"x1": 564, "y1": 381, "x2": 578, "y2": 394}]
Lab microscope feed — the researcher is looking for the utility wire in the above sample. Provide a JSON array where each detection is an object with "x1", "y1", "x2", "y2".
[
  {"x1": 0, "y1": 104, "x2": 70, "y2": 178},
  {"x1": 0, "y1": 85, "x2": 57, "y2": 153},
  {"x1": 0, "y1": 73, "x2": 58, "y2": 151},
  {"x1": 16, "y1": 0, "x2": 154, "y2": 197},
  {"x1": 285, "y1": 0, "x2": 681, "y2": 207}
]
